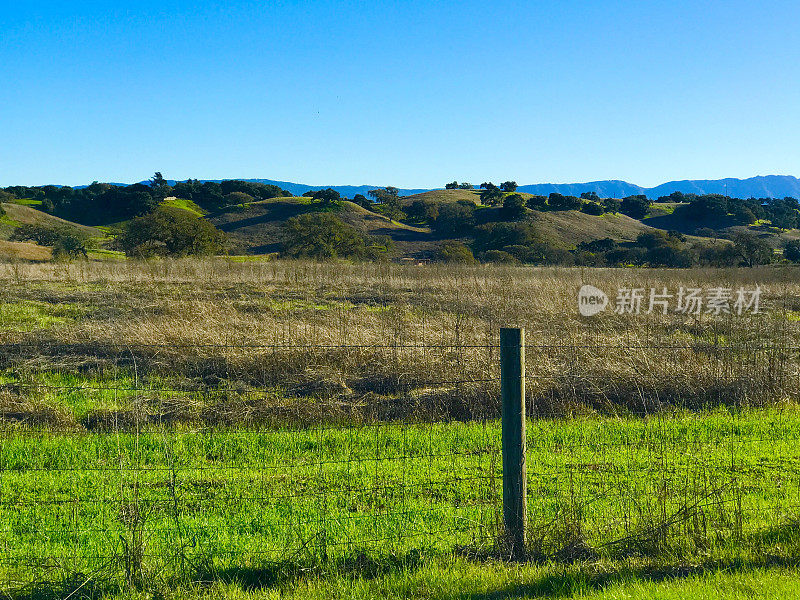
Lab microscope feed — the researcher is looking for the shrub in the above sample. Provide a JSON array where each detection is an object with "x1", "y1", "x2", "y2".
[
  {"x1": 527, "y1": 195, "x2": 547, "y2": 211},
  {"x1": 731, "y1": 232, "x2": 774, "y2": 267},
  {"x1": 694, "y1": 227, "x2": 717, "y2": 238},
  {"x1": 533, "y1": 244, "x2": 574, "y2": 266},
  {"x1": 577, "y1": 238, "x2": 616, "y2": 253},
  {"x1": 406, "y1": 200, "x2": 439, "y2": 224},
  {"x1": 499, "y1": 181, "x2": 518, "y2": 193},
  {"x1": 473, "y1": 222, "x2": 537, "y2": 253},
  {"x1": 479, "y1": 187, "x2": 504, "y2": 206},
  {"x1": 697, "y1": 244, "x2": 739, "y2": 267},
  {"x1": 605, "y1": 247, "x2": 647, "y2": 266},
  {"x1": 118, "y1": 207, "x2": 225, "y2": 258},
  {"x1": 580, "y1": 202, "x2": 604, "y2": 215},
  {"x1": 784, "y1": 240, "x2": 800, "y2": 263},
  {"x1": 502, "y1": 245, "x2": 535, "y2": 262},
  {"x1": 435, "y1": 242, "x2": 476, "y2": 264},
  {"x1": 646, "y1": 244, "x2": 693, "y2": 268},
  {"x1": 620, "y1": 195, "x2": 651, "y2": 219},
  {"x1": 732, "y1": 205, "x2": 757, "y2": 225},
  {"x1": 635, "y1": 231, "x2": 672, "y2": 249},
  {"x1": 501, "y1": 194, "x2": 527, "y2": 220},
  {"x1": 281, "y1": 213, "x2": 380, "y2": 260},
  {"x1": 675, "y1": 195, "x2": 728, "y2": 221},
  {"x1": 432, "y1": 203, "x2": 475, "y2": 236},
  {"x1": 548, "y1": 193, "x2": 582, "y2": 211},
  {"x1": 224, "y1": 192, "x2": 253, "y2": 206},
  {"x1": 351, "y1": 194, "x2": 373, "y2": 210},
  {"x1": 11, "y1": 224, "x2": 89, "y2": 259},
  {"x1": 306, "y1": 188, "x2": 341, "y2": 205}
]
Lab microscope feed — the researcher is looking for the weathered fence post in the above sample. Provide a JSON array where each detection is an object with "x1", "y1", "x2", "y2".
[{"x1": 500, "y1": 327, "x2": 526, "y2": 559}]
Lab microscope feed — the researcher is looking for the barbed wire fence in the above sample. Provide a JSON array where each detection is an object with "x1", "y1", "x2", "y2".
[{"x1": 0, "y1": 333, "x2": 798, "y2": 593}]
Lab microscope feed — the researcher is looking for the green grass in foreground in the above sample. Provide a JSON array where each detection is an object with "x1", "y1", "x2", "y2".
[
  {"x1": 14, "y1": 557, "x2": 800, "y2": 599},
  {"x1": 1, "y1": 403, "x2": 799, "y2": 597}
]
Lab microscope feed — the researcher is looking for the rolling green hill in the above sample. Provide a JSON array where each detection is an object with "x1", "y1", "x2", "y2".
[
  {"x1": 160, "y1": 196, "x2": 207, "y2": 217},
  {"x1": 209, "y1": 197, "x2": 436, "y2": 256},
  {"x1": 0, "y1": 203, "x2": 104, "y2": 261},
  {"x1": 402, "y1": 189, "x2": 485, "y2": 205},
  {"x1": 0, "y1": 203, "x2": 101, "y2": 240}
]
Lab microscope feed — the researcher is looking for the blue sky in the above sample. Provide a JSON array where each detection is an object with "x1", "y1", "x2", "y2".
[{"x1": 2, "y1": 0, "x2": 799, "y2": 188}]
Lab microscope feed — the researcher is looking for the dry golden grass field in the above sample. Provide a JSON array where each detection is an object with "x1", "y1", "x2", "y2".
[{"x1": 0, "y1": 259, "x2": 796, "y2": 415}]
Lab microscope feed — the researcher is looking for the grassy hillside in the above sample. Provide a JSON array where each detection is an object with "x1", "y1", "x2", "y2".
[
  {"x1": 0, "y1": 239, "x2": 52, "y2": 261},
  {"x1": 0, "y1": 203, "x2": 101, "y2": 239},
  {"x1": 402, "y1": 188, "x2": 485, "y2": 204},
  {"x1": 0, "y1": 203, "x2": 104, "y2": 261},
  {"x1": 160, "y1": 196, "x2": 207, "y2": 216},
  {"x1": 404, "y1": 189, "x2": 659, "y2": 244},
  {"x1": 527, "y1": 209, "x2": 653, "y2": 244},
  {"x1": 643, "y1": 203, "x2": 800, "y2": 249},
  {"x1": 207, "y1": 190, "x2": 726, "y2": 260},
  {"x1": 209, "y1": 197, "x2": 436, "y2": 256}
]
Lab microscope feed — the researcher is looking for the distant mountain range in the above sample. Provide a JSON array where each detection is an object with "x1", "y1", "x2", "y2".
[
  {"x1": 75, "y1": 174, "x2": 800, "y2": 200},
  {"x1": 517, "y1": 175, "x2": 800, "y2": 199}
]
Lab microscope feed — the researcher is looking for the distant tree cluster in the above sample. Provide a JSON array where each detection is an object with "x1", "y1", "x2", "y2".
[
  {"x1": 674, "y1": 194, "x2": 799, "y2": 229},
  {"x1": 401, "y1": 185, "x2": 784, "y2": 267},
  {"x1": 470, "y1": 226, "x2": 777, "y2": 268},
  {"x1": 573, "y1": 231, "x2": 779, "y2": 268},
  {"x1": 4, "y1": 182, "x2": 162, "y2": 225},
  {"x1": 302, "y1": 188, "x2": 342, "y2": 206},
  {"x1": 0, "y1": 176, "x2": 292, "y2": 226},
  {"x1": 403, "y1": 190, "x2": 634, "y2": 234},
  {"x1": 172, "y1": 179, "x2": 290, "y2": 210}
]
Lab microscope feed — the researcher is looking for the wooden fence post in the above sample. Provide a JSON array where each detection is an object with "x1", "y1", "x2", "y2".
[{"x1": 500, "y1": 327, "x2": 526, "y2": 559}]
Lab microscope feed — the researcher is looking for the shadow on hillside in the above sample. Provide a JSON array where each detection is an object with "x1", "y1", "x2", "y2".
[
  {"x1": 249, "y1": 242, "x2": 282, "y2": 254},
  {"x1": 643, "y1": 212, "x2": 737, "y2": 234},
  {"x1": 212, "y1": 201, "x2": 319, "y2": 232}
]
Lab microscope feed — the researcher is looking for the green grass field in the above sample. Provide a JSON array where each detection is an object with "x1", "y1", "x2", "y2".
[{"x1": 2, "y1": 398, "x2": 799, "y2": 598}]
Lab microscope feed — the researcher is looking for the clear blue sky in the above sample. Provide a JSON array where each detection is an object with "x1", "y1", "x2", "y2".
[{"x1": 2, "y1": 0, "x2": 799, "y2": 188}]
